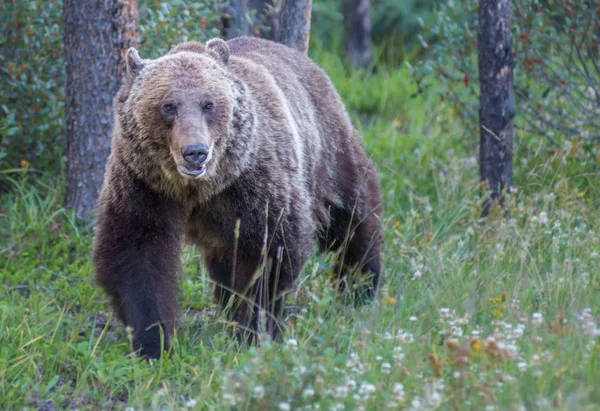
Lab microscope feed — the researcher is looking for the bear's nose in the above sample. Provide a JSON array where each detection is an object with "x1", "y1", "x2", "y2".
[{"x1": 181, "y1": 144, "x2": 209, "y2": 167}]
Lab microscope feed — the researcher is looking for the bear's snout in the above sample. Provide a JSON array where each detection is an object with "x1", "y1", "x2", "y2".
[{"x1": 181, "y1": 144, "x2": 209, "y2": 168}]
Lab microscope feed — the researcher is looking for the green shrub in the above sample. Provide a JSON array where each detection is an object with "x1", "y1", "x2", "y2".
[{"x1": 0, "y1": 1, "x2": 64, "y2": 171}]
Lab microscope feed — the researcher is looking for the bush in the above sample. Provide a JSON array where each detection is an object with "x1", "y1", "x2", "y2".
[{"x1": 0, "y1": 1, "x2": 65, "y2": 171}]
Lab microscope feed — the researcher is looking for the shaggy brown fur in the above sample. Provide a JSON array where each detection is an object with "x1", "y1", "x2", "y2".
[{"x1": 92, "y1": 37, "x2": 383, "y2": 359}]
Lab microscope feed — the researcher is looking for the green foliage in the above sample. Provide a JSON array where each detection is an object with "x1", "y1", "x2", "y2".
[
  {"x1": 0, "y1": 0, "x2": 64, "y2": 170},
  {"x1": 138, "y1": 0, "x2": 223, "y2": 57},
  {"x1": 370, "y1": 0, "x2": 436, "y2": 64}
]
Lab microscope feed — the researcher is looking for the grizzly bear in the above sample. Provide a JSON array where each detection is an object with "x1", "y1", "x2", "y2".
[{"x1": 92, "y1": 37, "x2": 383, "y2": 359}]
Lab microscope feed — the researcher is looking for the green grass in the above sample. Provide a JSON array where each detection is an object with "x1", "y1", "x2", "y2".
[{"x1": 2, "y1": 49, "x2": 600, "y2": 410}]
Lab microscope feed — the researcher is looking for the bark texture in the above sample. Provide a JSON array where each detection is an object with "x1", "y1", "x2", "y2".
[
  {"x1": 250, "y1": 0, "x2": 279, "y2": 40},
  {"x1": 342, "y1": 0, "x2": 372, "y2": 68},
  {"x1": 63, "y1": 0, "x2": 139, "y2": 219},
  {"x1": 478, "y1": 0, "x2": 514, "y2": 215},
  {"x1": 225, "y1": 0, "x2": 252, "y2": 39},
  {"x1": 223, "y1": 0, "x2": 280, "y2": 41},
  {"x1": 278, "y1": 0, "x2": 312, "y2": 55}
]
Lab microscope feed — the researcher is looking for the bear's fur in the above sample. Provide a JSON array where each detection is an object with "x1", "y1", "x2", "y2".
[{"x1": 92, "y1": 37, "x2": 383, "y2": 359}]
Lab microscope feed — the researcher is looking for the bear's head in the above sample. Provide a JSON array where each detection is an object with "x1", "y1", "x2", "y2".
[{"x1": 115, "y1": 39, "x2": 255, "y2": 189}]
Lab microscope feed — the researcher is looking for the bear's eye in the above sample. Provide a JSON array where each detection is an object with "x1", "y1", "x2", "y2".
[
  {"x1": 163, "y1": 103, "x2": 177, "y2": 115},
  {"x1": 202, "y1": 102, "x2": 214, "y2": 112}
]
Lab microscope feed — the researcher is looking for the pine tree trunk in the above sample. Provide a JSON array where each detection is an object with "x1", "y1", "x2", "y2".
[
  {"x1": 342, "y1": 0, "x2": 372, "y2": 68},
  {"x1": 63, "y1": 0, "x2": 139, "y2": 220},
  {"x1": 225, "y1": 0, "x2": 252, "y2": 39},
  {"x1": 478, "y1": 0, "x2": 514, "y2": 216},
  {"x1": 249, "y1": 0, "x2": 279, "y2": 40},
  {"x1": 278, "y1": 0, "x2": 312, "y2": 55}
]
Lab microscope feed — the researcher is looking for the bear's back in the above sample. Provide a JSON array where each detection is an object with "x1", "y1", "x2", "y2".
[{"x1": 226, "y1": 37, "x2": 357, "y2": 208}]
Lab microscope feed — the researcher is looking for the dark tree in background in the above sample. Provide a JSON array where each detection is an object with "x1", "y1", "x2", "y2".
[
  {"x1": 224, "y1": 0, "x2": 279, "y2": 40},
  {"x1": 223, "y1": 0, "x2": 312, "y2": 55},
  {"x1": 478, "y1": 0, "x2": 514, "y2": 215},
  {"x1": 278, "y1": 0, "x2": 313, "y2": 54},
  {"x1": 225, "y1": 0, "x2": 252, "y2": 39},
  {"x1": 342, "y1": 0, "x2": 372, "y2": 68},
  {"x1": 63, "y1": 0, "x2": 139, "y2": 219}
]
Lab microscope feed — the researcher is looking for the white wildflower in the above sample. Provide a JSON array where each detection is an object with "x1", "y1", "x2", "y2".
[
  {"x1": 286, "y1": 338, "x2": 298, "y2": 350},
  {"x1": 253, "y1": 385, "x2": 265, "y2": 399},
  {"x1": 302, "y1": 387, "x2": 315, "y2": 398},
  {"x1": 335, "y1": 385, "x2": 349, "y2": 398},
  {"x1": 359, "y1": 382, "x2": 376, "y2": 396},
  {"x1": 392, "y1": 382, "x2": 405, "y2": 401},
  {"x1": 222, "y1": 393, "x2": 236, "y2": 406}
]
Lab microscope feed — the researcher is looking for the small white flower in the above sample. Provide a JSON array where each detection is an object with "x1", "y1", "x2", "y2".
[
  {"x1": 345, "y1": 377, "x2": 357, "y2": 390},
  {"x1": 279, "y1": 402, "x2": 291, "y2": 411},
  {"x1": 392, "y1": 382, "x2": 405, "y2": 401},
  {"x1": 286, "y1": 338, "x2": 298, "y2": 350},
  {"x1": 381, "y1": 362, "x2": 392, "y2": 374},
  {"x1": 393, "y1": 346, "x2": 404, "y2": 365},
  {"x1": 412, "y1": 270, "x2": 422, "y2": 280},
  {"x1": 532, "y1": 312, "x2": 543, "y2": 327},
  {"x1": 439, "y1": 308, "x2": 454, "y2": 319},
  {"x1": 185, "y1": 399, "x2": 198, "y2": 408},
  {"x1": 222, "y1": 393, "x2": 236, "y2": 406},
  {"x1": 335, "y1": 385, "x2": 349, "y2": 398},
  {"x1": 517, "y1": 362, "x2": 527, "y2": 372},
  {"x1": 359, "y1": 382, "x2": 376, "y2": 396},
  {"x1": 396, "y1": 329, "x2": 414, "y2": 343},
  {"x1": 376, "y1": 355, "x2": 383, "y2": 361},
  {"x1": 253, "y1": 385, "x2": 265, "y2": 399},
  {"x1": 409, "y1": 315, "x2": 418, "y2": 322},
  {"x1": 302, "y1": 387, "x2": 315, "y2": 398}
]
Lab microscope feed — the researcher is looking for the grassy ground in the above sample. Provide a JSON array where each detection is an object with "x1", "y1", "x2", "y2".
[{"x1": 2, "y1": 48, "x2": 600, "y2": 410}]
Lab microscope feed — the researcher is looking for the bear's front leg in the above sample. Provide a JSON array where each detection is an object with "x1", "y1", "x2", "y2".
[{"x1": 92, "y1": 169, "x2": 185, "y2": 359}]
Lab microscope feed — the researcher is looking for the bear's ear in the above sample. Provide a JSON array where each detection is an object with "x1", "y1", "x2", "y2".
[
  {"x1": 126, "y1": 47, "x2": 144, "y2": 79},
  {"x1": 206, "y1": 38, "x2": 229, "y2": 66}
]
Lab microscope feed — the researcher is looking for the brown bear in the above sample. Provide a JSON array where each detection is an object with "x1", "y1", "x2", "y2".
[{"x1": 92, "y1": 37, "x2": 383, "y2": 359}]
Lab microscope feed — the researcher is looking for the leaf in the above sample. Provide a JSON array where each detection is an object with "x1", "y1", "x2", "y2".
[{"x1": 44, "y1": 375, "x2": 59, "y2": 395}]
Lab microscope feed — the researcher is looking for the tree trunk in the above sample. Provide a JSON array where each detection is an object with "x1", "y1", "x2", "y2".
[
  {"x1": 249, "y1": 0, "x2": 279, "y2": 40},
  {"x1": 225, "y1": 0, "x2": 252, "y2": 39},
  {"x1": 224, "y1": 0, "x2": 279, "y2": 40},
  {"x1": 342, "y1": 0, "x2": 372, "y2": 68},
  {"x1": 478, "y1": 0, "x2": 514, "y2": 216},
  {"x1": 63, "y1": 0, "x2": 139, "y2": 220},
  {"x1": 278, "y1": 0, "x2": 312, "y2": 55}
]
